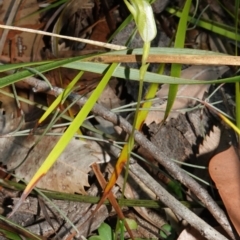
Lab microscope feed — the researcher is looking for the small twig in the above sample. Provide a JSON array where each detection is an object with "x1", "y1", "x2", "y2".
[
  {"x1": 62, "y1": 164, "x2": 135, "y2": 240},
  {"x1": 93, "y1": 163, "x2": 135, "y2": 239},
  {"x1": 0, "y1": 24, "x2": 126, "y2": 51},
  {"x1": 20, "y1": 77, "x2": 235, "y2": 240}
]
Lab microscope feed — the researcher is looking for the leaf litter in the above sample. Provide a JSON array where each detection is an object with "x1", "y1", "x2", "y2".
[
  {"x1": 0, "y1": 127, "x2": 110, "y2": 194},
  {"x1": 0, "y1": 0, "x2": 239, "y2": 239}
]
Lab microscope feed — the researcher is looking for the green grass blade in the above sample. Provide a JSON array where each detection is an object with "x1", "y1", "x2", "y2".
[
  {"x1": 0, "y1": 229, "x2": 22, "y2": 240},
  {"x1": 17, "y1": 0, "x2": 67, "y2": 22},
  {"x1": 38, "y1": 71, "x2": 84, "y2": 124},
  {"x1": 65, "y1": 59, "x2": 239, "y2": 85},
  {"x1": 0, "y1": 56, "x2": 85, "y2": 87},
  {"x1": 0, "y1": 60, "x2": 51, "y2": 72},
  {"x1": 167, "y1": 7, "x2": 240, "y2": 41},
  {"x1": 108, "y1": 14, "x2": 133, "y2": 42},
  {"x1": 0, "y1": 215, "x2": 42, "y2": 240},
  {"x1": 0, "y1": 47, "x2": 228, "y2": 73},
  {"x1": 16, "y1": 63, "x2": 119, "y2": 208},
  {"x1": 163, "y1": 0, "x2": 192, "y2": 120},
  {"x1": 24, "y1": 67, "x2": 53, "y2": 89}
]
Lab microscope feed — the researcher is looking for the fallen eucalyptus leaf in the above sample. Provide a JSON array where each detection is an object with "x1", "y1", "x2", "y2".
[{"x1": 209, "y1": 145, "x2": 240, "y2": 235}]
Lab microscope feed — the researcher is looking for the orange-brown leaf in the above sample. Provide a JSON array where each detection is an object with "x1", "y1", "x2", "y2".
[{"x1": 209, "y1": 145, "x2": 240, "y2": 235}]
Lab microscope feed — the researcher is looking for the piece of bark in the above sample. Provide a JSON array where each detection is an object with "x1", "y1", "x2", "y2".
[
  {"x1": 8, "y1": 184, "x2": 109, "y2": 239},
  {"x1": 140, "y1": 106, "x2": 215, "y2": 166}
]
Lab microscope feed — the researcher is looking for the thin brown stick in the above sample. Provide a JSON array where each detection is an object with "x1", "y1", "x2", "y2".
[
  {"x1": 66, "y1": 163, "x2": 136, "y2": 239},
  {"x1": 0, "y1": 24, "x2": 126, "y2": 51},
  {"x1": 129, "y1": 162, "x2": 229, "y2": 240},
  {"x1": 92, "y1": 163, "x2": 135, "y2": 239},
  {"x1": 93, "y1": 138, "x2": 231, "y2": 240}
]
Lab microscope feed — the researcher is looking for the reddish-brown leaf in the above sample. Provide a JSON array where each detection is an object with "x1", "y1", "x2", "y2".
[{"x1": 209, "y1": 145, "x2": 240, "y2": 235}]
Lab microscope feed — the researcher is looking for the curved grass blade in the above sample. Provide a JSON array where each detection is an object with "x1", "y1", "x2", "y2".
[
  {"x1": 219, "y1": 113, "x2": 240, "y2": 135},
  {"x1": 38, "y1": 70, "x2": 84, "y2": 124},
  {"x1": 24, "y1": 67, "x2": 53, "y2": 90},
  {"x1": 108, "y1": 14, "x2": 133, "y2": 42},
  {"x1": 16, "y1": 0, "x2": 67, "y2": 23}
]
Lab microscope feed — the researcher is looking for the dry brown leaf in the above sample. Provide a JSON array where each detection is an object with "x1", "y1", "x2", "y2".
[
  {"x1": 84, "y1": 20, "x2": 110, "y2": 51},
  {"x1": 209, "y1": 145, "x2": 240, "y2": 235},
  {"x1": 1, "y1": 0, "x2": 44, "y2": 61},
  {"x1": 187, "y1": 126, "x2": 221, "y2": 191},
  {"x1": 1, "y1": 129, "x2": 110, "y2": 194},
  {"x1": 145, "y1": 65, "x2": 229, "y2": 125},
  {"x1": 197, "y1": 126, "x2": 221, "y2": 157},
  {"x1": 177, "y1": 226, "x2": 207, "y2": 240}
]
